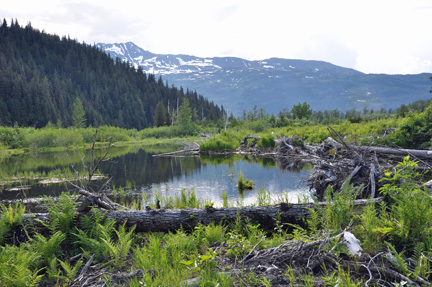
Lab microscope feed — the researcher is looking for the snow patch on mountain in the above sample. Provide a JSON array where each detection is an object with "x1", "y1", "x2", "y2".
[{"x1": 104, "y1": 45, "x2": 125, "y2": 56}]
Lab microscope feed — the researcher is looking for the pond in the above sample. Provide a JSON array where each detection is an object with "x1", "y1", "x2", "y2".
[{"x1": 0, "y1": 144, "x2": 314, "y2": 207}]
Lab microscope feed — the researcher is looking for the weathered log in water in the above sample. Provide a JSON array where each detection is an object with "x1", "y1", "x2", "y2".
[
  {"x1": 22, "y1": 198, "x2": 382, "y2": 233},
  {"x1": 153, "y1": 142, "x2": 200, "y2": 157}
]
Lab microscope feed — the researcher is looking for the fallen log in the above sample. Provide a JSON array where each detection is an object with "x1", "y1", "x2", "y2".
[
  {"x1": 359, "y1": 146, "x2": 432, "y2": 160},
  {"x1": 22, "y1": 198, "x2": 383, "y2": 233},
  {"x1": 153, "y1": 143, "x2": 200, "y2": 157}
]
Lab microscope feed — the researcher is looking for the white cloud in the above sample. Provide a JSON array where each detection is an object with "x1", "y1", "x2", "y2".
[{"x1": 1, "y1": 0, "x2": 432, "y2": 74}]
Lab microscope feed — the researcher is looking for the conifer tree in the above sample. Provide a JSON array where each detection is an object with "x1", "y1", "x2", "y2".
[
  {"x1": 154, "y1": 101, "x2": 168, "y2": 127},
  {"x1": 72, "y1": 97, "x2": 86, "y2": 128}
]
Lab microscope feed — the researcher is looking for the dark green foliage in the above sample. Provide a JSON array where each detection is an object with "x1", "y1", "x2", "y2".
[
  {"x1": 387, "y1": 102, "x2": 432, "y2": 149},
  {"x1": 72, "y1": 98, "x2": 86, "y2": 128},
  {"x1": 291, "y1": 102, "x2": 312, "y2": 120},
  {"x1": 154, "y1": 100, "x2": 169, "y2": 127},
  {"x1": 0, "y1": 20, "x2": 222, "y2": 129},
  {"x1": 345, "y1": 109, "x2": 363, "y2": 123}
]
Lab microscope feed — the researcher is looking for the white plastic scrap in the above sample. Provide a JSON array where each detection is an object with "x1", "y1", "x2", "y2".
[{"x1": 341, "y1": 231, "x2": 362, "y2": 256}]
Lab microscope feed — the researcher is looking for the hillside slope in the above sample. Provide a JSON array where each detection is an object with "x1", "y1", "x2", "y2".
[
  {"x1": 97, "y1": 42, "x2": 432, "y2": 115},
  {"x1": 0, "y1": 20, "x2": 222, "y2": 128}
]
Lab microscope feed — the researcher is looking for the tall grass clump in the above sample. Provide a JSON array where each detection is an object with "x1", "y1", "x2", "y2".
[
  {"x1": 237, "y1": 172, "x2": 253, "y2": 192},
  {"x1": 199, "y1": 130, "x2": 241, "y2": 152}
]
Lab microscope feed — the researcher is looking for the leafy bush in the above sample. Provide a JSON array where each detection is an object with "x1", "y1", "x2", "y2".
[
  {"x1": 0, "y1": 126, "x2": 26, "y2": 148},
  {"x1": 385, "y1": 103, "x2": 432, "y2": 149}
]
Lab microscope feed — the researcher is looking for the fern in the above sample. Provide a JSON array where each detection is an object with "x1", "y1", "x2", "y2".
[
  {"x1": 79, "y1": 208, "x2": 107, "y2": 233},
  {"x1": 46, "y1": 257, "x2": 62, "y2": 283},
  {"x1": 0, "y1": 201, "x2": 26, "y2": 227},
  {"x1": 379, "y1": 157, "x2": 432, "y2": 250},
  {"x1": 317, "y1": 180, "x2": 359, "y2": 232},
  {"x1": 386, "y1": 243, "x2": 410, "y2": 275},
  {"x1": 101, "y1": 223, "x2": 136, "y2": 269},
  {"x1": 412, "y1": 242, "x2": 430, "y2": 280},
  {"x1": 306, "y1": 207, "x2": 320, "y2": 235},
  {"x1": 45, "y1": 256, "x2": 84, "y2": 283},
  {"x1": 73, "y1": 229, "x2": 110, "y2": 260},
  {"x1": 58, "y1": 258, "x2": 84, "y2": 281},
  {"x1": 73, "y1": 211, "x2": 116, "y2": 260},
  {"x1": 44, "y1": 193, "x2": 76, "y2": 236},
  {"x1": 0, "y1": 244, "x2": 43, "y2": 287},
  {"x1": 32, "y1": 231, "x2": 66, "y2": 265},
  {"x1": 0, "y1": 221, "x2": 10, "y2": 245}
]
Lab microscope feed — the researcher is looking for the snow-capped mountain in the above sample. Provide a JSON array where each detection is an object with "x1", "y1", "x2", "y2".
[{"x1": 96, "y1": 42, "x2": 432, "y2": 115}]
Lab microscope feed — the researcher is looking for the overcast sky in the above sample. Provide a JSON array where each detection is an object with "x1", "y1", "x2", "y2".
[{"x1": 2, "y1": 0, "x2": 432, "y2": 74}]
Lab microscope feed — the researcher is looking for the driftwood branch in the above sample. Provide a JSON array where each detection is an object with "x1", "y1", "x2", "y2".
[
  {"x1": 86, "y1": 129, "x2": 113, "y2": 190},
  {"x1": 66, "y1": 129, "x2": 118, "y2": 211}
]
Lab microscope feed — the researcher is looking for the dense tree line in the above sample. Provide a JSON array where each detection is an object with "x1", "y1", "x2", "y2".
[{"x1": 0, "y1": 19, "x2": 223, "y2": 129}]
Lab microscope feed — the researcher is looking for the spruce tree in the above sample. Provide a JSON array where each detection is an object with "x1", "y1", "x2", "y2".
[
  {"x1": 72, "y1": 97, "x2": 86, "y2": 128},
  {"x1": 154, "y1": 101, "x2": 168, "y2": 127}
]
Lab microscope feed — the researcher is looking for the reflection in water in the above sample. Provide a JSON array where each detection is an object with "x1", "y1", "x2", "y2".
[
  {"x1": 0, "y1": 146, "x2": 313, "y2": 205},
  {"x1": 141, "y1": 154, "x2": 313, "y2": 207}
]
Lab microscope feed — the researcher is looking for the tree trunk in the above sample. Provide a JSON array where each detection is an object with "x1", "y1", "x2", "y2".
[{"x1": 22, "y1": 198, "x2": 383, "y2": 233}]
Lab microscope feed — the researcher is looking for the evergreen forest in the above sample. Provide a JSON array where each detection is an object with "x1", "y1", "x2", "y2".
[{"x1": 0, "y1": 19, "x2": 223, "y2": 129}]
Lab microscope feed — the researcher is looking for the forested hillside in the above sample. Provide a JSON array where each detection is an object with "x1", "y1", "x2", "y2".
[{"x1": 0, "y1": 19, "x2": 222, "y2": 129}]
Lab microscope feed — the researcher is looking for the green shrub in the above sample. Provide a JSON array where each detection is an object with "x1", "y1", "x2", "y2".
[
  {"x1": 386, "y1": 103, "x2": 432, "y2": 149},
  {"x1": 257, "y1": 133, "x2": 275, "y2": 148},
  {"x1": 0, "y1": 126, "x2": 27, "y2": 149}
]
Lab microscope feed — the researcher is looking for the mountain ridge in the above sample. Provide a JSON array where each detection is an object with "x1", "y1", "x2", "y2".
[{"x1": 97, "y1": 42, "x2": 432, "y2": 115}]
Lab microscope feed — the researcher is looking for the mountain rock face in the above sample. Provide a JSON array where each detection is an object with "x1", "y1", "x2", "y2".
[{"x1": 97, "y1": 42, "x2": 432, "y2": 115}]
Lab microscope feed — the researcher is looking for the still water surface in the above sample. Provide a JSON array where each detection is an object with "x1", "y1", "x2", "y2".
[{"x1": 0, "y1": 144, "x2": 313, "y2": 206}]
